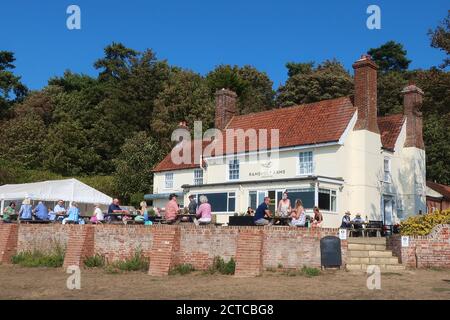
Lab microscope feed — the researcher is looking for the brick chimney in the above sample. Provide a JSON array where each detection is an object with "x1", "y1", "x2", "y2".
[
  {"x1": 402, "y1": 83, "x2": 425, "y2": 149},
  {"x1": 352, "y1": 54, "x2": 379, "y2": 133},
  {"x1": 215, "y1": 88, "x2": 237, "y2": 130}
]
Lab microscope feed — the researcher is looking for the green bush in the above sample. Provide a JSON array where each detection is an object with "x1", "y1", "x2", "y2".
[
  {"x1": 105, "y1": 250, "x2": 149, "y2": 273},
  {"x1": 11, "y1": 245, "x2": 65, "y2": 268},
  {"x1": 84, "y1": 254, "x2": 106, "y2": 268},
  {"x1": 283, "y1": 266, "x2": 321, "y2": 277},
  {"x1": 400, "y1": 209, "x2": 450, "y2": 235},
  {"x1": 207, "y1": 256, "x2": 236, "y2": 275},
  {"x1": 169, "y1": 264, "x2": 195, "y2": 275}
]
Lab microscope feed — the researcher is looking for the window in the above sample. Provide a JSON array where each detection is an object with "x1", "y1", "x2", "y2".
[
  {"x1": 229, "y1": 157, "x2": 240, "y2": 180},
  {"x1": 194, "y1": 169, "x2": 203, "y2": 185},
  {"x1": 384, "y1": 157, "x2": 391, "y2": 183},
  {"x1": 164, "y1": 172, "x2": 173, "y2": 189},
  {"x1": 286, "y1": 188, "x2": 315, "y2": 209},
  {"x1": 249, "y1": 191, "x2": 257, "y2": 210},
  {"x1": 318, "y1": 189, "x2": 337, "y2": 212},
  {"x1": 298, "y1": 151, "x2": 313, "y2": 175},
  {"x1": 194, "y1": 192, "x2": 236, "y2": 212}
]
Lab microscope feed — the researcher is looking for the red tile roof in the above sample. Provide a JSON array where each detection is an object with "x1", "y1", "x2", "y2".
[
  {"x1": 377, "y1": 114, "x2": 405, "y2": 151},
  {"x1": 153, "y1": 97, "x2": 406, "y2": 172},
  {"x1": 427, "y1": 181, "x2": 450, "y2": 200}
]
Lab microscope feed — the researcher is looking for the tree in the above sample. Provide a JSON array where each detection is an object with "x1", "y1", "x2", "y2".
[
  {"x1": 113, "y1": 131, "x2": 165, "y2": 201},
  {"x1": 367, "y1": 41, "x2": 411, "y2": 73},
  {"x1": 285, "y1": 61, "x2": 315, "y2": 78},
  {"x1": 206, "y1": 65, "x2": 274, "y2": 114},
  {"x1": 94, "y1": 42, "x2": 139, "y2": 81},
  {"x1": 0, "y1": 51, "x2": 27, "y2": 118},
  {"x1": 0, "y1": 112, "x2": 46, "y2": 169},
  {"x1": 276, "y1": 59, "x2": 353, "y2": 107},
  {"x1": 377, "y1": 71, "x2": 408, "y2": 115},
  {"x1": 42, "y1": 121, "x2": 102, "y2": 175},
  {"x1": 151, "y1": 68, "x2": 214, "y2": 150},
  {"x1": 428, "y1": 11, "x2": 450, "y2": 68}
]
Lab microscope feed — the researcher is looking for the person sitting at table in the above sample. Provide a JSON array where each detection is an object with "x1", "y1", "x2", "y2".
[
  {"x1": 90, "y1": 204, "x2": 104, "y2": 224},
  {"x1": 290, "y1": 199, "x2": 306, "y2": 227},
  {"x1": 108, "y1": 198, "x2": 128, "y2": 221},
  {"x1": 63, "y1": 202, "x2": 80, "y2": 224},
  {"x1": 312, "y1": 206, "x2": 323, "y2": 227},
  {"x1": 134, "y1": 201, "x2": 149, "y2": 223},
  {"x1": 33, "y1": 201, "x2": 49, "y2": 221},
  {"x1": 246, "y1": 207, "x2": 255, "y2": 216},
  {"x1": 340, "y1": 211, "x2": 352, "y2": 228},
  {"x1": 187, "y1": 194, "x2": 197, "y2": 222},
  {"x1": 165, "y1": 194, "x2": 179, "y2": 224},
  {"x1": 195, "y1": 195, "x2": 212, "y2": 225},
  {"x1": 49, "y1": 200, "x2": 66, "y2": 222},
  {"x1": 277, "y1": 192, "x2": 291, "y2": 218},
  {"x1": 19, "y1": 198, "x2": 32, "y2": 220},
  {"x1": 2, "y1": 202, "x2": 16, "y2": 223},
  {"x1": 351, "y1": 213, "x2": 365, "y2": 236},
  {"x1": 254, "y1": 197, "x2": 272, "y2": 226}
]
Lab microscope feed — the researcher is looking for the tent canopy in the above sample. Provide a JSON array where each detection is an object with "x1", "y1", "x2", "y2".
[{"x1": 0, "y1": 178, "x2": 112, "y2": 205}]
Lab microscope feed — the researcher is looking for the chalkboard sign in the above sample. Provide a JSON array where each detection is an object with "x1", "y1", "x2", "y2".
[{"x1": 320, "y1": 236, "x2": 342, "y2": 268}]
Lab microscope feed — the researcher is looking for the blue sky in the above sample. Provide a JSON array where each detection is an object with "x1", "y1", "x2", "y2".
[{"x1": 1, "y1": 0, "x2": 448, "y2": 90}]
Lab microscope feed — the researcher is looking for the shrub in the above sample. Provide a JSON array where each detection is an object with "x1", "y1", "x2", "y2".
[
  {"x1": 84, "y1": 254, "x2": 106, "y2": 268},
  {"x1": 169, "y1": 264, "x2": 195, "y2": 275},
  {"x1": 207, "y1": 256, "x2": 236, "y2": 275},
  {"x1": 283, "y1": 266, "x2": 321, "y2": 277},
  {"x1": 105, "y1": 250, "x2": 149, "y2": 273},
  {"x1": 11, "y1": 245, "x2": 65, "y2": 268},
  {"x1": 400, "y1": 209, "x2": 450, "y2": 235}
]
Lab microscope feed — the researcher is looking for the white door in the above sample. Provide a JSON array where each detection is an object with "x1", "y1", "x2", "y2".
[{"x1": 383, "y1": 196, "x2": 393, "y2": 225}]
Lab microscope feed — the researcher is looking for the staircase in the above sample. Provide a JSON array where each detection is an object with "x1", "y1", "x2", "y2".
[{"x1": 346, "y1": 237, "x2": 405, "y2": 272}]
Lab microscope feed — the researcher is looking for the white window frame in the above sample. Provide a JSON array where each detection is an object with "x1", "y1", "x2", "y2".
[
  {"x1": 228, "y1": 157, "x2": 240, "y2": 181},
  {"x1": 318, "y1": 188, "x2": 338, "y2": 213},
  {"x1": 384, "y1": 157, "x2": 392, "y2": 183},
  {"x1": 297, "y1": 151, "x2": 314, "y2": 176},
  {"x1": 164, "y1": 172, "x2": 174, "y2": 189},
  {"x1": 193, "y1": 168, "x2": 203, "y2": 186}
]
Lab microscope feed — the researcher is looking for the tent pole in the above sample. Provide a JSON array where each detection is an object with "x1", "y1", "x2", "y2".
[{"x1": 0, "y1": 199, "x2": 4, "y2": 214}]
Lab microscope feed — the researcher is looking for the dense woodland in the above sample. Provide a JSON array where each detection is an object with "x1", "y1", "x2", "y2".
[{"x1": 0, "y1": 12, "x2": 449, "y2": 205}]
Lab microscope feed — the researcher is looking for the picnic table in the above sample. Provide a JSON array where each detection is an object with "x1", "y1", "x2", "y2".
[
  {"x1": 176, "y1": 213, "x2": 197, "y2": 224},
  {"x1": 349, "y1": 221, "x2": 382, "y2": 237}
]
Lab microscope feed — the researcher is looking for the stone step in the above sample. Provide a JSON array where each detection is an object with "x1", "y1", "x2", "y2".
[
  {"x1": 347, "y1": 237, "x2": 386, "y2": 245},
  {"x1": 346, "y1": 264, "x2": 406, "y2": 272},
  {"x1": 347, "y1": 256, "x2": 400, "y2": 265},
  {"x1": 349, "y1": 250, "x2": 393, "y2": 258},
  {"x1": 348, "y1": 243, "x2": 386, "y2": 251}
]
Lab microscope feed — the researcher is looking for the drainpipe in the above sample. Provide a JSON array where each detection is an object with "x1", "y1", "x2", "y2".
[{"x1": 314, "y1": 181, "x2": 319, "y2": 207}]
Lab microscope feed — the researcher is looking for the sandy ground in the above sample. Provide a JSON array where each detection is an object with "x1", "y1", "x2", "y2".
[{"x1": 0, "y1": 265, "x2": 449, "y2": 300}]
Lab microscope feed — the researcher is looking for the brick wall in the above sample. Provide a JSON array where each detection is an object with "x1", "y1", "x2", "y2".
[
  {"x1": 7, "y1": 224, "x2": 349, "y2": 275},
  {"x1": 388, "y1": 224, "x2": 450, "y2": 268},
  {"x1": 94, "y1": 225, "x2": 153, "y2": 263}
]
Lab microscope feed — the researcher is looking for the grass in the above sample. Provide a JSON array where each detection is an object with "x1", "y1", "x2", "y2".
[
  {"x1": 204, "y1": 257, "x2": 236, "y2": 275},
  {"x1": 84, "y1": 254, "x2": 106, "y2": 268},
  {"x1": 11, "y1": 245, "x2": 65, "y2": 268},
  {"x1": 104, "y1": 250, "x2": 149, "y2": 274},
  {"x1": 283, "y1": 266, "x2": 321, "y2": 277},
  {"x1": 169, "y1": 264, "x2": 195, "y2": 275}
]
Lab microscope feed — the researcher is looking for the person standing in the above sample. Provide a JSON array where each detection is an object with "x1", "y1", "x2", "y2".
[
  {"x1": 165, "y1": 194, "x2": 179, "y2": 224},
  {"x1": 254, "y1": 197, "x2": 272, "y2": 226},
  {"x1": 277, "y1": 192, "x2": 291, "y2": 218}
]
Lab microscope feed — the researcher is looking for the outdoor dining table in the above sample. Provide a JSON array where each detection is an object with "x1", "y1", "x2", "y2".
[{"x1": 176, "y1": 213, "x2": 197, "y2": 224}]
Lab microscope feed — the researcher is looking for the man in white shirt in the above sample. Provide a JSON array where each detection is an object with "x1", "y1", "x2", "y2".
[{"x1": 49, "y1": 200, "x2": 66, "y2": 221}]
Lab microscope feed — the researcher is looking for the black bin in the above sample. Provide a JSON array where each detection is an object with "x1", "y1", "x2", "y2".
[{"x1": 320, "y1": 236, "x2": 342, "y2": 269}]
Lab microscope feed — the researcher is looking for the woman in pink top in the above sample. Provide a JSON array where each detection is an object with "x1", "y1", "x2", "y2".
[
  {"x1": 165, "y1": 194, "x2": 179, "y2": 223},
  {"x1": 196, "y1": 195, "x2": 212, "y2": 225}
]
